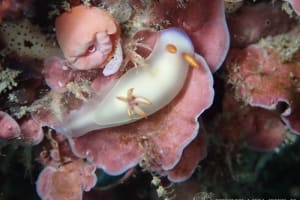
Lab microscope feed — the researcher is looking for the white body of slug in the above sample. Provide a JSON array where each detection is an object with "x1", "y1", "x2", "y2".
[{"x1": 57, "y1": 28, "x2": 194, "y2": 137}]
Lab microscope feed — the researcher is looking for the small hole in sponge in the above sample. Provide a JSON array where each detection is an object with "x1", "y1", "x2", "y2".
[{"x1": 276, "y1": 101, "x2": 289, "y2": 114}]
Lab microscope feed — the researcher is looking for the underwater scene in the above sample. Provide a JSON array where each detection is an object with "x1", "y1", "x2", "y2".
[{"x1": 1, "y1": 0, "x2": 300, "y2": 199}]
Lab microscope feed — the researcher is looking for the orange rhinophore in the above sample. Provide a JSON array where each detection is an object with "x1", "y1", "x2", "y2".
[
  {"x1": 166, "y1": 43, "x2": 177, "y2": 54},
  {"x1": 182, "y1": 52, "x2": 201, "y2": 68}
]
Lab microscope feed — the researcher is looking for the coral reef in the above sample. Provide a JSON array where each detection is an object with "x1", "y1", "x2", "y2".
[{"x1": 1, "y1": 0, "x2": 300, "y2": 200}]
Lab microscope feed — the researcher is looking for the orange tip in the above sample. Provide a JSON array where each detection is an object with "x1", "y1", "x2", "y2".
[
  {"x1": 182, "y1": 52, "x2": 200, "y2": 68},
  {"x1": 166, "y1": 43, "x2": 177, "y2": 54}
]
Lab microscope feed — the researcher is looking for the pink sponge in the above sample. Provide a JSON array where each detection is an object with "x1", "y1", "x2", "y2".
[
  {"x1": 225, "y1": 34, "x2": 300, "y2": 135},
  {"x1": 287, "y1": 0, "x2": 300, "y2": 15},
  {"x1": 36, "y1": 160, "x2": 97, "y2": 200},
  {"x1": 0, "y1": 111, "x2": 20, "y2": 139},
  {"x1": 156, "y1": 0, "x2": 229, "y2": 72}
]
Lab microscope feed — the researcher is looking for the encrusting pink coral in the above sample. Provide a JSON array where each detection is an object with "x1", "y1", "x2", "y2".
[
  {"x1": 36, "y1": 160, "x2": 97, "y2": 200},
  {"x1": 19, "y1": 117, "x2": 44, "y2": 145},
  {"x1": 42, "y1": 57, "x2": 75, "y2": 93},
  {"x1": 217, "y1": 93, "x2": 286, "y2": 151},
  {"x1": 227, "y1": 2, "x2": 293, "y2": 48},
  {"x1": 35, "y1": 130, "x2": 98, "y2": 200},
  {"x1": 225, "y1": 32, "x2": 300, "y2": 135},
  {"x1": 155, "y1": 0, "x2": 229, "y2": 72},
  {"x1": 287, "y1": 0, "x2": 300, "y2": 15},
  {"x1": 0, "y1": 112, "x2": 44, "y2": 144},
  {"x1": 0, "y1": 111, "x2": 21, "y2": 139},
  {"x1": 166, "y1": 131, "x2": 207, "y2": 182}
]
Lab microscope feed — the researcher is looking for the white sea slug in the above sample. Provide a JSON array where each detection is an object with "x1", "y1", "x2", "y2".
[{"x1": 56, "y1": 28, "x2": 200, "y2": 137}]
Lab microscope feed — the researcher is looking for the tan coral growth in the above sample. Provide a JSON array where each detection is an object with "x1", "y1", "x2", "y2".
[{"x1": 0, "y1": 67, "x2": 20, "y2": 93}]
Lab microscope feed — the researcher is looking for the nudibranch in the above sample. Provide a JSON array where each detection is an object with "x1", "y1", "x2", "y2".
[
  {"x1": 56, "y1": 28, "x2": 199, "y2": 137},
  {"x1": 55, "y1": 5, "x2": 121, "y2": 74}
]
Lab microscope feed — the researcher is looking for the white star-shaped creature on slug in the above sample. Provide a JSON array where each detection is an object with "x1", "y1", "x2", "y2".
[{"x1": 116, "y1": 88, "x2": 152, "y2": 119}]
